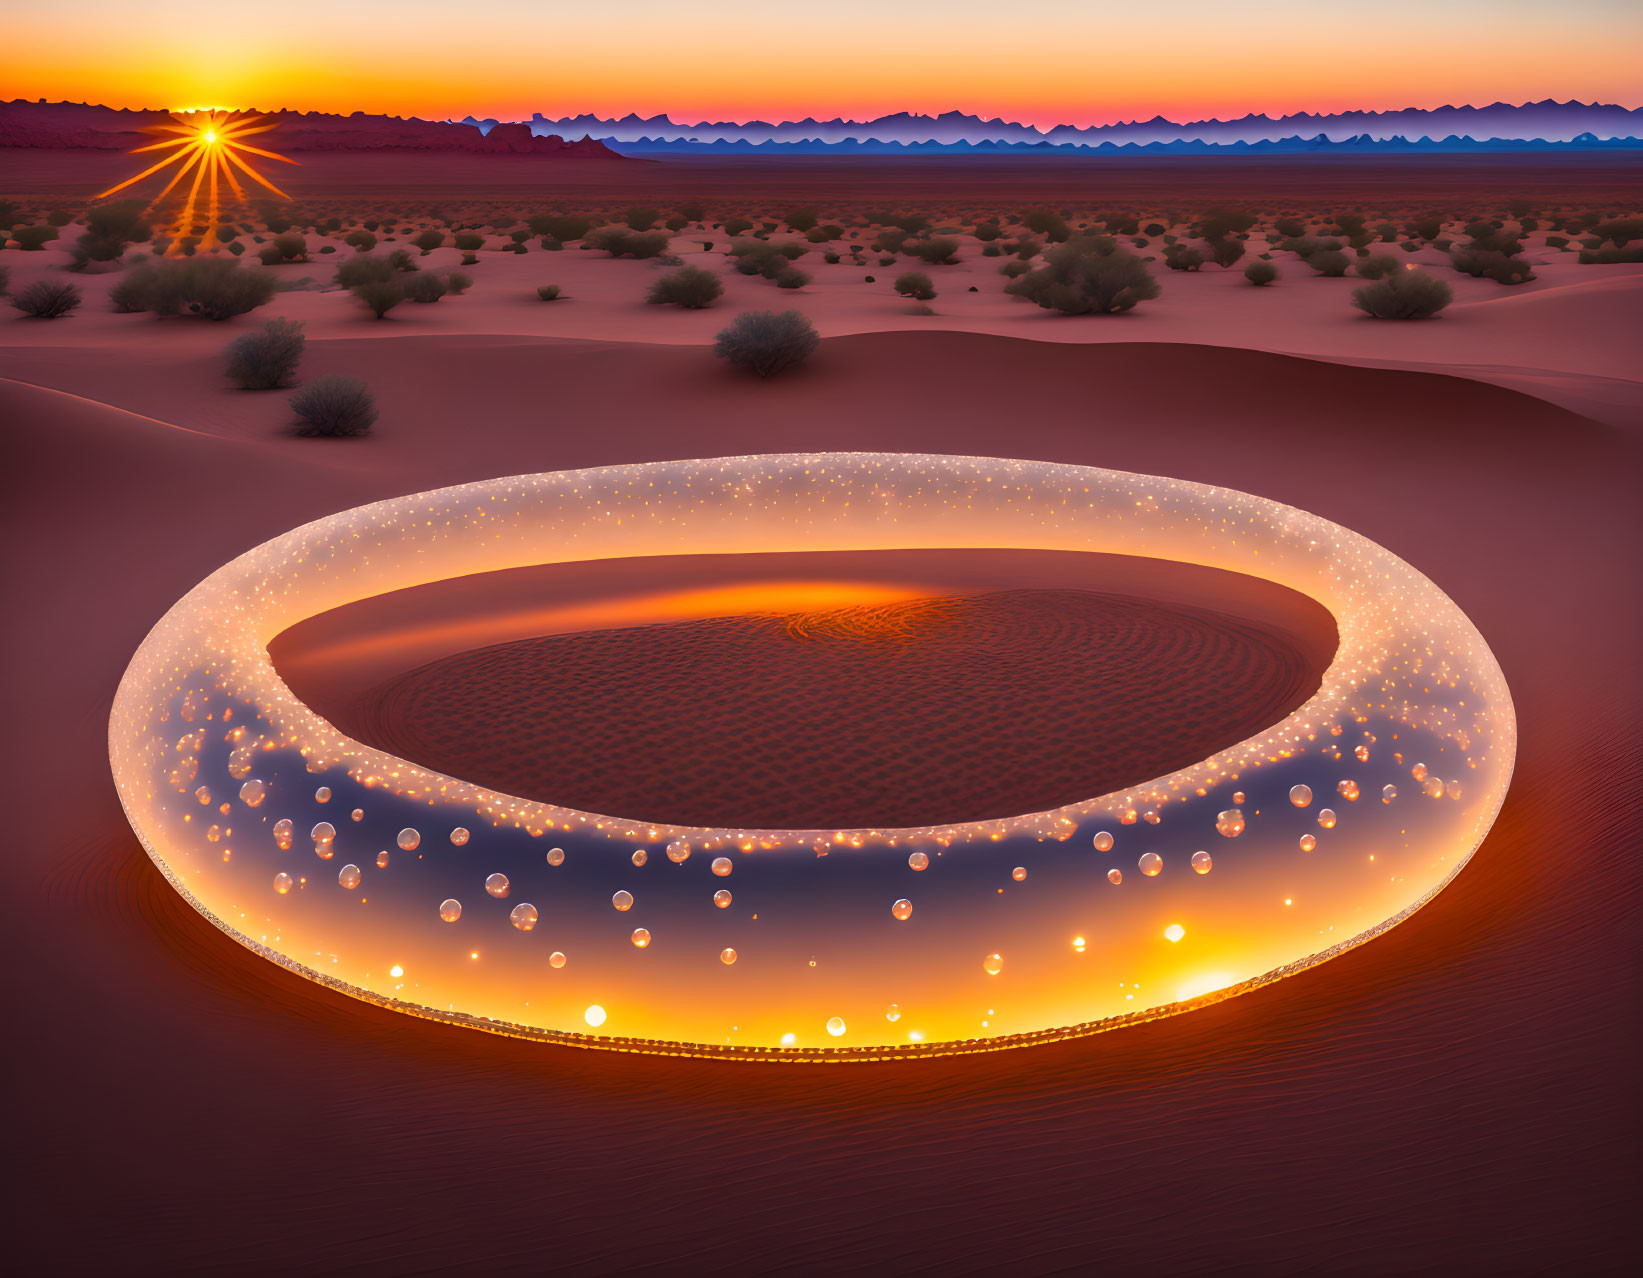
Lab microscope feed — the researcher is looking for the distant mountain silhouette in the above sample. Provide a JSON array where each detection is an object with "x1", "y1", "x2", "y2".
[{"x1": 463, "y1": 100, "x2": 1641, "y2": 148}]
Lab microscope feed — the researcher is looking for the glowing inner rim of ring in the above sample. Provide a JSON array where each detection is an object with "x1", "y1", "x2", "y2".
[{"x1": 110, "y1": 454, "x2": 1515, "y2": 1059}]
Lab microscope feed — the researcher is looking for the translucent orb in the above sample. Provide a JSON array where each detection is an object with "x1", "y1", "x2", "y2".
[
  {"x1": 375, "y1": 850, "x2": 389, "y2": 868},
  {"x1": 314, "y1": 786, "x2": 331, "y2": 803},
  {"x1": 826, "y1": 1016, "x2": 846, "y2": 1037},
  {"x1": 351, "y1": 808, "x2": 364, "y2": 822},
  {"x1": 1011, "y1": 866, "x2": 1027, "y2": 882},
  {"x1": 1318, "y1": 808, "x2": 1338, "y2": 829},
  {"x1": 450, "y1": 827, "x2": 470, "y2": 846},
  {"x1": 338, "y1": 863, "x2": 362, "y2": 890},
  {"x1": 1108, "y1": 868, "x2": 1123, "y2": 885},
  {"x1": 1355, "y1": 744, "x2": 1371, "y2": 762},
  {"x1": 1411, "y1": 762, "x2": 1428, "y2": 781},
  {"x1": 1422, "y1": 776, "x2": 1444, "y2": 798},
  {"x1": 1446, "y1": 779, "x2": 1463, "y2": 800},
  {"x1": 546, "y1": 847, "x2": 565, "y2": 867},
  {"x1": 631, "y1": 928, "x2": 651, "y2": 948},
  {"x1": 780, "y1": 1032, "x2": 797, "y2": 1047},
  {"x1": 885, "y1": 1003, "x2": 901, "y2": 1022},
  {"x1": 666, "y1": 839, "x2": 691, "y2": 863},
  {"x1": 389, "y1": 965, "x2": 403, "y2": 978},
  {"x1": 238, "y1": 778, "x2": 266, "y2": 807},
  {"x1": 612, "y1": 890, "x2": 633, "y2": 912},
  {"x1": 1092, "y1": 831, "x2": 1114, "y2": 852},
  {"x1": 272, "y1": 818, "x2": 293, "y2": 850},
  {"x1": 1139, "y1": 852, "x2": 1163, "y2": 876},
  {"x1": 1382, "y1": 784, "x2": 1398, "y2": 803},
  {"x1": 711, "y1": 857, "x2": 733, "y2": 877},
  {"x1": 908, "y1": 851, "x2": 929, "y2": 871},
  {"x1": 1191, "y1": 850, "x2": 1213, "y2": 874},
  {"x1": 719, "y1": 947, "x2": 737, "y2": 965},
  {"x1": 631, "y1": 849, "x2": 648, "y2": 867},
  {"x1": 1232, "y1": 791, "x2": 1246, "y2": 805},
  {"x1": 983, "y1": 953, "x2": 1004, "y2": 975},
  {"x1": 1289, "y1": 784, "x2": 1313, "y2": 808},
  {"x1": 549, "y1": 951, "x2": 566, "y2": 968},
  {"x1": 510, "y1": 903, "x2": 538, "y2": 931},
  {"x1": 273, "y1": 872, "x2": 293, "y2": 894},
  {"x1": 195, "y1": 786, "x2": 211, "y2": 805},
  {"x1": 584, "y1": 1004, "x2": 606, "y2": 1028},
  {"x1": 891, "y1": 899, "x2": 913, "y2": 921},
  {"x1": 713, "y1": 889, "x2": 732, "y2": 908},
  {"x1": 1164, "y1": 923, "x2": 1186, "y2": 942},
  {"x1": 311, "y1": 821, "x2": 335, "y2": 845},
  {"x1": 1215, "y1": 809, "x2": 1245, "y2": 838},
  {"x1": 1299, "y1": 834, "x2": 1317, "y2": 852},
  {"x1": 438, "y1": 898, "x2": 462, "y2": 923},
  {"x1": 485, "y1": 873, "x2": 510, "y2": 899},
  {"x1": 1338, "y1": 779, "x2": 1360, "y2": 801},
  {"x1": 396, "y1": 828, "x2": 420, "y2": 851}
]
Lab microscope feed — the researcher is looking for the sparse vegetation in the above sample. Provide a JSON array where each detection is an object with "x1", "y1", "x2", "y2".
[
  {"x1": 402, "y1": 272, "x2": 449, "y2": 303},
  {"x1": 414, "y1": 228, "x2": 444, "y2": 254},
  {"x1": 586, "y1": 227, "x2": 671, "y2": 258},
  {"x1": 10, "y1": 279, "x2": 81, "y2": 318},
  {"x1": 647, "y1": 265, "x2": 724, "y2": 308},
  {"x1": 112, "y1": 258, "x2": 276, "y2": 319},
  {"x1": 1244, "y1": 260, "x2": 1279, "y2": 286},
  {"x1": 1352, "y1": 268, "x2": 1453, "y2": 319},
  {"x1": 1163, "y1": 244, "x2": 1204, "y2": 271},
  {"x1": 1306, "y1": 249, "x2": 1352, "y2": 277},
  {"x1": 11, "y1": 225, "x2": 60, "y2": 251},
  {"x1": 291, "y1": 375, "x2": 377, "y2": 436},
  {"x1": 1449, "y1": 247, "x2": 1535, "y2": 284},
  {"x1": 71, "y1": 201, "x2": 151, "y2": 267},
  {"x1": 904, "y1": 236, "x2": 960, "y2": 265},
  {"x1": 1004, "y1": 238, "x2": 1161, "y2": 314},
  {"x1": 713, "y1": 309, "x2": 819, "y2": 378},
  {"x1": 1356, "y1": 254, "x2": 1405, "y2": 280},
  {"x1": 352, "y1": 280, "x2": 406, "y2": 318},
  {"x1": 224, "y1": 317, "x2": 305, "y2": 388},
  {"x1": 894, "y1": 272, "x2": 936, "y2": 300}
]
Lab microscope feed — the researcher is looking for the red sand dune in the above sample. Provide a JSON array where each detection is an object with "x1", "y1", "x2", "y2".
[{"x1": 4, "y1": 328, "x2": 1639, "y2": 1271}]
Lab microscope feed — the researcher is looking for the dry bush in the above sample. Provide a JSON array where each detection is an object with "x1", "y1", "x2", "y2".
[
  {"x1": 224, "y1": 317, "x2": 305, "y2": 388},
  {"x1": 537, "y1": 284, "x2": 563, "y2": 300},
  {"x1": 114, "y1": 258, "x2": 276, "y2": 319},
  {"x1": 291, "y1": 375, "x2": 377, "y2": 436},
  {"x1": 10, "y1": 279, "x2": 81, "y2": 317},
  {"x1": 904, "y1": 237, "x2": 961, "y2": 265},
  {"x1": 894, "y1": 272, "x2": 935, "y2": 300},
  {"x1": 353, "y1": 280, "x2": 406, "y2": 318},
  {"x1": 713, "y1": 310, "x2": 819, "y2": 378},
  {"x1": 1004, "y1": 239, "x2": 1161, "y2": 314},
  {"x1": 1352, "y1": 268, "x2": 1453, "y2": 319},
  {"x1": 647, "y1": 265, "x2": 723, "y2": 308},
  {"x1": 1244, "y1": 260, "x2": 1279, "y2": 286},
  {"x1": 1356, "y1": 254, "x2": 1404, "y2": 280},
  {"x1": 1449, "y1": 247, "x2": 1535, "y2": 284}
]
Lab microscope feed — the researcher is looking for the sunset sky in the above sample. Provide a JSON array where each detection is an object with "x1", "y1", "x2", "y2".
[{"x1": 5, "y1": 0, "x2": 1640, "y2": 125}]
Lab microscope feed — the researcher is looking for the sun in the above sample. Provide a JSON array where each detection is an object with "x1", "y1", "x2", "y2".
[{"x1": 94, "y1": 109, "x2": 298, "y2": 254}]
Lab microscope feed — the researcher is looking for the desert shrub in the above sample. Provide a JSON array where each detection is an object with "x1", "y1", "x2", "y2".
[
  {"x1": 647, "y1": 265, "x2": 723, "y2": 308},
  {"x1": 272, "y1": 232, "x2": 308, "y2": 261},
  {"x1": 532, "y1": 214, "x2": 592, "y2": 243},
  {"x1": 587, "y1": 227, "x2": 670, "y2": 258},
  {"x1": 784, "y1": 206, "x2": 820, "y2": 232},
  {"x1": 1004, "y1": 239, "x2": 1161, "y2": 314},
  {"x1": 10, "y1": 279, "x2": 81, "y2": 317},
  {"x1": 1012, "y1": 236, "x2": 1043, "y2": 260},
  {"x1": 0, "y1": 201, "x2": 17, "y2": 227},
  {"x1": 1210, "y1": 239, "x2": 1245, "y2": 268},
  {"x1": 445, "y1": 272, "x2": 472, "y2": 294},
  {"x1": 414, "y1": 228, "x2": 444, "y2": 253},
  {"x1": 999, "y1": 259, "x2": 1033, "y2": 279},
  {"x1": 291, "y1": 375, "x2": 377, "y2": 436},
  {"x1": 1352, "y1": 268, "x2": 1453, "y2": 319},
  {"x1": 823, "y1": 251, "x2": 840, "y2": 264},
  {"x1": 1332, "y1": 213, "x2": 1367, "y2": 238},
  {"x1": 1022, "y1": 209, "x2": 1071, "y2": 242},
  {"x1": 981, "y1": 243, "x2": 1002, "y2": 257},
  {"x1": 335, "y1": 255, "x2": 396, "y2": 288},
  {"x1": 905, "y1": 236, "x2": 960, "y2": 265},
  {"x1": 1356, "y1": 253, "x2": 1404, "y2": 280},
  {"x1": 47, "y1": 209, "x2": 74, "y2": 227},
  {"x1": 116, "y1": 258, "x2": 276, "y2": 319},
  {"x1": 1272, "y1": 216, "x2": 1306, "y2": 238},
  {"x1": 353, "y1": 280, "x2": 406, "y2": 318},
  {"x1": 224, "y1": 317, "x2": 305, "y2": 388},
  {"x1": 1143, "y1": 221, "x2": 1167, "y2": 237},
  {"x1": 623, "y1": 206, "x2": 661, "y2": 231},
  {"x1": 537, "y1": 284, "x2": 563, "y2": 300},
  {"x1": 11, "y1": 225, "x2": 60, "y2": 251},
  {"x1": 403, "y1": 272, "x2": 448, "y2": 303},
  {"x1": 974, "y1": 220, "x2": 1002, "y2": 241},
  {"x1": 664, "y1": 214, "x2": 688, "y2": 232},
  {"x1": 453, "y1": 232, "x2": 484, "y2": 252},
  {"x1": 1098, "y1": 213, "x2": 1140, "y2": 236},
  {"x1": 720, "y1": 217, "x2": 754, "y2": 237},
  {"x1": 1200, "y1": 208, "x2": 1256, "y2": 241},
  {"x1": 1244, "y1": 260, "x2": 1279, "y2": 286},
  {"x1": 730, "y1": 239, "x2": 805, "y2": 277},
  {"x1": 877, "y1": 255, "x2": 896, "y2": 267},
  {"x1": 713, "y1": 309, "x2": 819, "y2": 378},
  {"x1": 1577, "y1": 244, "x2": 1643, "y2": 264},
  {"x1": 774, "y1": 267, "x2": 810, "y2": 289},
  {"x1": 72, "y1": 201, "x2": 152, "y2": 266},
  {"x1": 386, "y1": 248, "x2": 417, "y2": 272},
  {"x1": 0, "y1": 264, "x2": 8, "y2": 294},
  {"x1": 1400, "y1": 241, "x2": 1422, "y2": 253},
  {"x1": 1307, "y1": 249, "x2": 1351, "y2": 276},
  {"x1": 806, "y1": 224, "x2": 845, "y2": 242},
  {"x1": 1545, "y1": 234, "x2": 1569, "y2": 249},
  {"x1": 872, "y1": 227, "x2": 911, "y2": 254},
  {"x1": 1589, "y1": 217, "x2": 1643, "y2": 247},
  {"x1": 1404, "y1": 216, "x2": 1444, "y2": 241},
  {"x1": 344, "y1": 229, "x2": 376, "y2": 252},
  {"x1": 1163, "y1": 244, "x2": 1203, "y2": 271},
  {"x1": 1449, "y1": 247, "x2": 1534, "y2": 283},
  {"x1": 894, "y1": 272, "x2": 935, "y2": 299}
]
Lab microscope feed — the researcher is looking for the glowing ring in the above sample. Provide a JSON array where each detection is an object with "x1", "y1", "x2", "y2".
[{"x1": 110, "y1": 454, "x2": 1514, "y2": 1059}]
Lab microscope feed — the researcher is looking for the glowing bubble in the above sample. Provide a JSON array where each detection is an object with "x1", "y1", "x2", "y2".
[
  {"x1": 1382, "y1": 784, "x2": 1398, "y2": 803},
  {"x1": 780, "y1": 1032, "x2": 797, "y2": 1047},
  {"x1": 1355, "y1": 744, "x2": 1371, "y2": 762},
  {"x1": 711, "y1": 857, "x2": 733, "y2": 877},
  {"x1": 892, "y1": 899, "x2": 913, "y2": 921},
  {"x1": 272, "y1": 818, "x2": 293, "y2": 850},
  {"x1": 351, "y1": 808, "x2": 364, "y2": 822},
  {"x1": 273, "y1": 872, "x2": 293, "y2": 894},
  {"x1": 612, "y1": 890, "x2": 633, "y2": 912},
  {"x1": 1232, "y1": 791, "x2": 1246, "y2": 805},
  {"x1": 549, "y1": 951, "x2": 566, "y2": 968},
  {"x1": 1422, "y1": 776, "x2": 1444, "y2": 798},
  {"x1": 826, "y1": 1016, "x2": 846, "y2": 1037},
  {"x1": 338, "y1": 863, "x2": 362, "y2": 890},
  {"x1": 1092, "y1": 831, "x2": 1114, "y2": 852},
  {"x1": 1139, "y1": 852, "x2": 1163, "y2": 876},
  {"x1": 195, "y1": 786, "x2": 211, "y2": 805},
  {"x1": 389, "y1": 965, "x2": 403, "y2": 978},
  {"x1": 1011, "y1": 866, "x2": 1027, "y2": 882},
  {"x1": 397, "y1": 828, "x2": 421, "y2": 851},
  {"x1": 485, "y1": 873, "x2": 510, "y2": 899},
  {"x1": 546, "y1": 847, "x2": 565, "y2": 867},
  {"x1": 1108, "y1": 868, "x2": 1123, "y2": 885},
  {"x1": 908, "y1": 851, "x2": 929, "y2": 870},
  {"x1": 713, "y1": 889, "x2": 732, "y2": 908},
  {"x1": 719, "y1": 947, "x2": 737, "y2": 965},
  {"x1": 1411, "y1": 762, "x2": 1428, "y2": 781},
  {"x1": 375, "y1": 850, "x2": 389, "y2": 869},
  {"x1": 450, "y1": 827, "x2": 470, "y2": 846},
  {"x1": 315, "y1": 786, "x2": 331, "y2": 803},
  {"x1": 584, "y1": 1005, "x2": 606, "y2": 1028},
  {"x1": 239, "y1": 778, "x2": 266, "y2": 807},
  {"x1": 1446, "y1": 779, "x2": 1463, "y2": 800},
  {"x1": 1164, "y1": 924, "x2": 1186, "y2": 942},
  {"x1": 1072, "y1": 936, "x2": 1087, "y2": 953},
  {"x1": 1191, "y1": 850, "x2": 1213, "y2": 874},
  {"x1": 1338, "y1": 779, "x2": 1360, "y2": 801},
  {"x1": 983, "y1": 953, "x2": 1004, "y2": 975},
  {"x1": 886, "y1": 1003, "x2": 901, "y2": 1021},
  {"x1": 439, "y1": 898, "x2": 462, "y2": 923},
  {"x1": 1216, "y1": 809, "x2": 1245, "y2": 838},
  {"x1": 311, "y1": 821, "x2": 335, "y2": 844},
  {"x1": 510, "y1": 903, "x2": 538, "y2": 931},
  {"x1": 631, "y1": 849, "x2": 648, "y2": 867},
  {"x1": 666, "y1": 839, "x2": 691, "y2": 863},
  {"x1": 1299, "y1": 834, "x2": 1317, "y2": 852},
  {"x1": 631, "y1": 928, "x2": 651, "y2": 948},
  {"x1": 1318, "y1": 808, "x2": 1338, "y2": 829},
  {"x1": 1289, "y1": 784, "x2": 1313, "y2": 808}
]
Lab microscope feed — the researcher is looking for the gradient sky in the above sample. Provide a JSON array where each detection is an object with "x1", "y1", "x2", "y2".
[{"x1": 6, "y1": 0, "x2": 1639, "y2": 125}]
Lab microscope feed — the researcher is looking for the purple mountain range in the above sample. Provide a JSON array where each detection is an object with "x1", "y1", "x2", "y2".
[{"x1": 462, "y1": 100, "x2": 1641, "y2": 146}]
